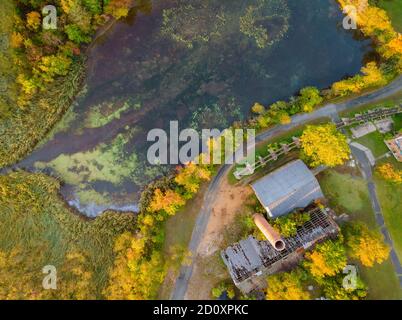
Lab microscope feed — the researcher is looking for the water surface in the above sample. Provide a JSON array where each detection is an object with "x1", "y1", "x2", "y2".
[{"x1": 19, "y1": 0, "x2": 373, "y2": 216}]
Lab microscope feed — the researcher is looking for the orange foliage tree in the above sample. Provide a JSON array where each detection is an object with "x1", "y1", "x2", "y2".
[
  {"x1": 376, "y1": 163, "x2": 402, "y2": 184},
  {"x1": 149, "y1": 188, "x2": 185, "y2": 215}
]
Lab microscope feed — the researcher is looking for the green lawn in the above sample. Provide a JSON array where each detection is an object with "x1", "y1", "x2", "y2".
[
  {"x1": 378, "y1": 0, "x2": 402, "y2": 32},
  {"x1": 319, "y1": 169, "x2": 402, "y2": 299},
  {"x1": 358, "y1": 258, "x2": 402, "y2": 300},
  {"x1": 375, "y1": 175, "x2": 402, "y2": 262},
  {"x1": 355, "y1": 131, "x2": 389, "y2": 158},
  {"x1": 393, "y1": 113, "x2": 402, "y2": 132},
  {"x1": 319, "y1": 170, "x2": 377, "y2": 228}
]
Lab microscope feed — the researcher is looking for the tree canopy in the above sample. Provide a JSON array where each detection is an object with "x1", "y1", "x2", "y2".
[{"x1": 300, "y1": 124, "x2": 350, "y2": 167}]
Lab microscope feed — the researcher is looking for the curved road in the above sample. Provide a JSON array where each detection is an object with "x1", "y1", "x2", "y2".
[
  {"x1": 350, "y1": 144, "x2": 402, "y2": 286},
  {"x1": 170, "y1": 75, "x2": 402, "y2": 300}
]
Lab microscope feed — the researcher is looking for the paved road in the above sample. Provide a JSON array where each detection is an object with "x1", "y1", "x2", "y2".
[
  {"x1": 350, "y1": 144, "x2": 402, "y2": 287},
  {"x1": 171, "y1": 75, "x2": 402, "y2": 300}
]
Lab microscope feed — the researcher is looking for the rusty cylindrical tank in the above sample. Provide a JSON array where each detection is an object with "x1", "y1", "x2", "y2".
[{"x1": 253, "y1": 214, "x2": 286, "y2": 251}]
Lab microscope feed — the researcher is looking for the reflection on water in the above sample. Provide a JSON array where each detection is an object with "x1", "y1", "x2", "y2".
[{"x1": 20, "y1": 0, "x2": 373, "y2": 216}]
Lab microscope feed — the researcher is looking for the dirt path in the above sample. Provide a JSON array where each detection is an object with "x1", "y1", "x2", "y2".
[{"x1": 183, "y1": 179, "x2": 253, "y2": 300}]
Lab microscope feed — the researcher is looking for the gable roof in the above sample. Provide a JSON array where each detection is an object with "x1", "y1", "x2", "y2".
[{"x1": 251, "y1": 160, "x2": 323, "y2": 218}]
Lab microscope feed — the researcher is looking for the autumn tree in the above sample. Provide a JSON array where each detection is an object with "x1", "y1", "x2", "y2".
[
  {"x1": 300, "y1": 124, "x2": 350, "y2": 167},
  {"x1": 273, "y1": 211, "x2": 310, "y2": 237},
  {"x1": 304, "y1": 240, "x2": 347, "y2": 278},
  {"x1": 10, "y1": 32, "x2": 24, "y2": 48},
  {"x1": 376, "y1": 163, "x2": 402, "y2": 184},
  {"x1": 26, "y1": 11, "x2": 41, "y2": 31},
  {"x1": 275, "y1": 111, "x2": 291, "y2": 125},
  {"x1": 319, "y1": 274, "x2": 367, "y2": 300},
  {"x1": 175, "y1": 162, "x2": 211, "y2": 195},
  {"x1": 331, "y1": 62, "x2": 387, "y2": 97},
  {"x1": 104, "y1": 232, "x2": 167, "y2": 300},
  {"x1": 298, "y1": 86, "x2": 323, "y2": 113},
  {"x1": 149, "y1": 188, "x2": 185, "y2": 215},
  {"x1": 344, "y1": 223, "x2": 390, "y2": 267},
  {"x1": 105, "y1": 0, "x2": 132, "y2": 19},
  {"x1": 266, "y1": 269, "x2": 311, "y2": 300},
  {"x1": 251, "y1": 102, "x2": 265, "y2": 114},
  {"x1": 34, "y1": 54, "x2": 72, "y2": 85}
]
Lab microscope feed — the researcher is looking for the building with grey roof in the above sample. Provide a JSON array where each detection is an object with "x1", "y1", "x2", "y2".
[
  {"x1": 221, "y1": 207, "x2": 339, "y2": 294},
  {"x1": 251, "y1": 160, "x2": 324, "y2": 218}
]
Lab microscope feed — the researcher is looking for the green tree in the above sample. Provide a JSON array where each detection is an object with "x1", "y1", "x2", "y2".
[
  {"x1": 298, "y1": 87, "x2": 323, "y2": 113},
  {"x1": 266, "y1": 269, "x2": 311, "y2": 300},
  {"x1": 65, "y1": 24, "x2": 92, "y2": 44},
  {"x1": 319, "y1": 274, "x2": 367, "y2": 300},
  {"x1": 273, "y1": 212, "x2": 310, "y2": 237},
  {"x1": 304, "y1": 240, "x2": 347, "y2": 278}
]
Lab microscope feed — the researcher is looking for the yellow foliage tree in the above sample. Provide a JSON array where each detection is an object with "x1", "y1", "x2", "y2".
[
  {"x1": 105, "y1": 0, "x2": 132, "y2": 19},
  {"x1": 104, "y1": 232, "x2": 167, "y2": 300},
  {"x1": 383, "y1": 34, "x2": 402, "y2": 59},
  {"x1": 300, "y1": 124, "x2": 350, "y2": 167},
  {"x1": 345, "y1": 224, "x2": 390, "y2": 267},
  {"x1": 304, "y1": 240, "x2": 347, "y2": 278},
  {"x1": 266, "y1": 269, "x2": 311, "y2": 300},
  {"x1": 331, "y1": 62, "x2": 387, "y2": 97},
  {"x1": 376, "y1": 163, "x2": 402, "y2": 184},
  {"x1": 26, "y1": 12, "x2": 41, "y2": 31},
  {"x1": 251, "y1": 102, "x2": 265, "y2": 114},
  {"x1": 175, "y1": 162, "x2": 211, "y2": 194},
  {"x1": 10, "y1": 32, "x2": 24, "y2": 48},
  {"x1": 278, "y1": 112, "x2": 291, "y2": 125},
  {"x1": 149, "y1": 188, "x2": 185, "y2": 215}
]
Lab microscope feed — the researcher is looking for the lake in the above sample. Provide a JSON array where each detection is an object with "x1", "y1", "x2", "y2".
[{"x1": 19, "y1": 0, "x2": 373, "y2": 216}]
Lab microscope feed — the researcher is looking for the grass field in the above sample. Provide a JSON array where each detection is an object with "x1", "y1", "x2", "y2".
[
  {"x1": 319, "y1": 169, "x2": 402, "y2": 299},
  {"x1": 375, "y1": 175, "x2": 402, "y2": 262},
  {"x1": 0, "y1": 171, "x2": 136, "y2": 299},
  {"x1": 0, "y1": 0, "x2": 18, "y2": 116},
  {"x1": 393, "y1": 113, "x2": 402, "y2": 131},
  {"x1": 355, "y1": 131, "x2": 389, "y2": 158},
  {"x1": 319, "y1": 170, "x2": 378, "y2": 228},
  {"x1": 378, "y1": 0, "x2": 402, "y2": 32}
]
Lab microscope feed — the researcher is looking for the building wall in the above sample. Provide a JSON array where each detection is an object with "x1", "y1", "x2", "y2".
[{"x1": 237, "y1": 250, "x2": 303, "y2": 294}]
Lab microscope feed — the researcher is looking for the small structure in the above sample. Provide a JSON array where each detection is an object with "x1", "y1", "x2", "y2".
[
  {"x1": 221, "y1": 207, "x2": 339, "y2": 294},
  {"x1": 351, "y1": 122, "x2": 377, "y2": 139},
  {"x1": 374, "y1": 118, "x2": 393, "y2": 134},
  {"x1": 385, "y1": 133, "x2": 402, "y2": 162},
  {"x1": 251, "y1": 160, "x2": 324, "y2": 218},
  {"x1": 350, "y1": 142, "x2": 376, "y2": 166}
]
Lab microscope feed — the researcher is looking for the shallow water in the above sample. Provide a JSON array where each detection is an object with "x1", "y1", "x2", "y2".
[{"x1": 20, "y1": 0, "x2": 373, "y2": 216}]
